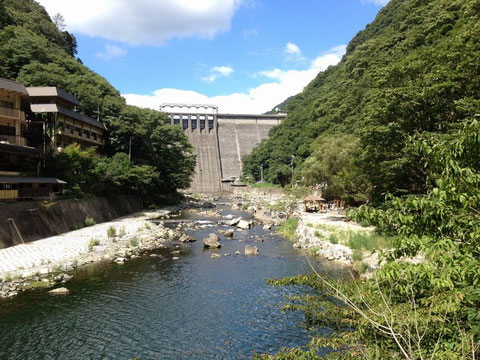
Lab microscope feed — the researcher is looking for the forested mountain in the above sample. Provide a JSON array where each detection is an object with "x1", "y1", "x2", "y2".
[
  {"x1": 0, "y1": 0, "x2": 195, "y2": 201},
  {"x1": 244, "y1": 0, "x2": 480, "y2": 203}
]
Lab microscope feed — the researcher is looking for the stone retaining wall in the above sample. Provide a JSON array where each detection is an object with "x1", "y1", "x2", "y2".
[{"x1": 0, "y1": 195, "x2": 142, "y2": 249}]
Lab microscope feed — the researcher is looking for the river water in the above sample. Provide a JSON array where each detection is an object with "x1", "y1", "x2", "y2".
[{"x1": 0, "y1": 203, "x2": 347, "y2": 359}]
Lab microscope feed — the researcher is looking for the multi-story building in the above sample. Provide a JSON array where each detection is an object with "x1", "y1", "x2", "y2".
[
  {"x1": 0, "y1": 78, "x2": 65, "y2": 201},
  {"x1": 27, "y1": 87, "x2": 105, "y2": 155},
  {"x1": 0, "y1": 78, "x2": 40, "y2": 175}
]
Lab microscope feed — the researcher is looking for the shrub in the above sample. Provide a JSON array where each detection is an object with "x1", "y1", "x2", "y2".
[
  {"x1": 329, "y1": 234, "x2": 338, "y2": 244},
  {"x1": 106, "y1": 226, "x2": 116, "y2": 239},
  {"x1": 88, "y1": 238, "x2": 100, "y2": 252},
  {"x1": 129, "y1": 237, "x2": 138, "y2": 247},
  {"x1": 278, "y1": 218, "x2": 299, "y2": 240},
  {"x1": 84, "y1": 217, "x2": 96, "y2": 227},
  {"x1": 352, "y1": 249, "x2": 363, "y2": 262},
  {"x1": 118, "y1": 225, "x2": 126, "y2": 238}
]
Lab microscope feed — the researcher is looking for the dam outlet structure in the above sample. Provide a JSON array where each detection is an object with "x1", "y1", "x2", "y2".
[{"x1": 160, "y1": 104, "x2": 286, "y2": 193}]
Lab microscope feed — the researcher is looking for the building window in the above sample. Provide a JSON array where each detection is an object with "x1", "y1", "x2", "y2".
[
  {"x1": 199, "y1": 116, "x2": 206, "y2": 129},
  {"x1": 208, "y1": 116, "x2": 214, "y2": 130},
  {"x1": 191, "y1": 115, "x2": 197, "y2": 129},
  {"x1": 182, "y1": 115, "x2": 189, "y2": 130},
  {"x1": 93, "y1": 133, "x2": 97, "y2": 141},
  {"x1": 75, "y1": 127, "x2": 81, "y2": 136},
  {"x1": 0, "y1": 101, "x2": 13, "y2": 109},
  {"x1": 173, "y1": 114, "x2": 180, "y2": 126},
  {"x1": 84, "y1": 129, "x2": 90, "y2": 139},
  {"x1": 0, "y1": 125, "x2": 15, "y2": 136},
  {"x1": 58, "y1": 122, "x2": 65, "y2": 132}
]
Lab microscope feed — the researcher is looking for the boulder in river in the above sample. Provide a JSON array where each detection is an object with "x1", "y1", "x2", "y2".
[
  {"x1": 211, "y1": 253, "x2": 221, "y2": 259},
  {"x1": 49, "y1": 287, "x2": 70, "y2": 296},
  {"x1": 202, "y1": 234, "x2": 221, "y2": 248},
  {"x1": 201, "y1": 202, "x2": 216, "y2": 209},
  {"x1": 244, "y1": 245, "x2": 259, "y2": 256},
  {"x1": 263, "y1": 224, "x2": 272, "y2": 230},
  {"x1": 237, "y1": 220, "x2": 251, "y2": 229},
  {"x1": 224, "y1": 229, "x2": 234, "y2": 238},
  {"x1": 179, "y1": 234, "x2": 195, "y2": 243},
  {"x1": 227, "y1": 217, "x2": 242, "y2": 226}
]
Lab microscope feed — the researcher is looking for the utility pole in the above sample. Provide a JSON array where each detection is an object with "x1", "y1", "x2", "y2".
[
  {"x1": 290, "y1": 155, "x2": 295, "y2": 185},
  {"x1": 128, "y1": 137, "x2": 132, "y2": 162}
]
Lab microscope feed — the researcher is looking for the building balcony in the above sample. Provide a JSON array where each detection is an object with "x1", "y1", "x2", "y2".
[{"x1": 0, "y1": 106, "x2": 20, "y2": 119}]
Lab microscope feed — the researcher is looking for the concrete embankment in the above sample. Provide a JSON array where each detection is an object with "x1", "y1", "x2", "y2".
[
  {"x1": 0, "y1": 207, "x2": 182, "y2": 298},
  {"x1": 0, "y1": 195, "x2": 142, "y2": 249}
]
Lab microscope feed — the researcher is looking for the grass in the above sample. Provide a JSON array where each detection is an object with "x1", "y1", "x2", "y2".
[
  {"x1": 192, "y1": 193, "x2": 202, "y2": 200},
  {"x1": 107, "y1": 226, "x2": 116, "y2": 239},
  {"x1": 353, "y1": 261, "x2": 369, "y2": 274},
  {"x1": 88, "y1": 238, "x2": 100, "y2": 252},
  {"x1": 250, "y1": 182, "x2": 281, "y2": 189},
  {"x1": 144, "y1": 222, "x2": 151, "y2": 230},
  {"x1": 352, "y1": 249, "x2": 364, "y2": 262},
  {"x1": 118, "y1": 226, "x2": 126, "y2": 238},
  {"x1": 308, "y1": 247, "x2": 319, "y2": 255},
  {"x1": 84, "y1": 217, "x2": 96, "y2": 227},
  {"x1": 312, "y1": 223, "x2": 392, "y2": 252},
  {"x1": 130, "y1": 237, "x2": 139, "y2": 247},
  {"x1": 278, "y1": 218, "x2": 299, "y2": 241}
]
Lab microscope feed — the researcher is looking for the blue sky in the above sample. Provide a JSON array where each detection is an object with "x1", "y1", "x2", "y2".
[{"x1": 38, "y1": 0, "x2": 388, "y2": 113}]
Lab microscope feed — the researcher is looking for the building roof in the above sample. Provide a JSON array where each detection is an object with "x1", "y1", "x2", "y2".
[
  {"x1": 26, "y1": 87, "x2": 81, "y2": 107},
  {"x1": 304, "y1": 195, "x2": 326, "y2": 202},
  {"x1": 30, "y1": 103, "x2": 106, "y2": 130},
  {"x1": 0, "y1": 143, "x2": 40, "y2": 156},
  {"x1": 0, "y1": 78, "x2": 28, "y2": 96},
  {"x1": 0, "y1": 176, "x2": 66, "y2": 184}
]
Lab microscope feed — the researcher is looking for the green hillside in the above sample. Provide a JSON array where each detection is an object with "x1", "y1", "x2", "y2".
[
  {"x1": 0, "y1": 0, "x2": 195, "y2": 201},
  {"x1": 243, "y1": 0, "x2": 480, "y2": 203}
]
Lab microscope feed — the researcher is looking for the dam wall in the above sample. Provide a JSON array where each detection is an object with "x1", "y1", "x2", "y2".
[
  {"x1": 217, "y1": 114, "x2": 282, "y2": 180},
  {"x1": 162, "y1": 104, "x2": 285, "y2": 193},
  {"x1": 184, "y1": 128, "x2": 223, "y2": 193},
  {"x1": 0, "y1": 195, "x2": 142, "y2": 249}
]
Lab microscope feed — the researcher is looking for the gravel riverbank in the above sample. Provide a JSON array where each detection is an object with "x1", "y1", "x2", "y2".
[{"x1": 0, "y1": 206, "x2": 184, "y2": 299}]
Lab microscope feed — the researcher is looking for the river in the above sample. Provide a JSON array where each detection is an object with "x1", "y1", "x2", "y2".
[{"x1": 0, "y1": 202, "x2": 347, "y2": 359}]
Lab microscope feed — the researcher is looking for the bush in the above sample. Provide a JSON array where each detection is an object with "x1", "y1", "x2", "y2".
[
  {"x1": 106, "y1": 226, "x2": 116, "y2": 239},
  {"x1": 118, "y1": 226, "x2": 126, "y2": 238},
  {"x1": 278, "y1": 218, "x2": 299, "y2": 240},
  {"x1": 88, "y1": 238, "x2": 100, "y2": 252},
  {"x1": 129, "y1": 237, "x2": 138, "y2": 247},
  {"x1": 84, "y1": 217, "x2": 96, "y2": 227}
]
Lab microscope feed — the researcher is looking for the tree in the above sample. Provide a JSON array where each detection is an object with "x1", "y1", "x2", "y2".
[{"x1": 51, "y1": 13, "x2": 65, "y2": 31}]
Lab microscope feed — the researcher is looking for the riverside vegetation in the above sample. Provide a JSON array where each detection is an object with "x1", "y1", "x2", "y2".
[
  {"x1": 246, "y1": 0, "x2": 480, "y2": 358},
  {"x1": 0, "y1": 0, "x2": 196, "y2": 204}
]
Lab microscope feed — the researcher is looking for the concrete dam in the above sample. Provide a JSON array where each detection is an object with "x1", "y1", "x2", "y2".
[{"x1": 160, "y1": 104, "x2": 285, "y2": 193}]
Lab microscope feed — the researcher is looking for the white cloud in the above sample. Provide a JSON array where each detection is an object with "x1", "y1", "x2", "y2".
[
  {"x1": 243, "y1": 29, "x2": 258, "y2": 38},
  {"x1": 95, "y1": 44, "x2": 127, "y2": 60},
  {"x1": 123, "y1": 45, "x2": 347, "y2": 114},
  {"x1": 284, "y1": 42, "x2": 301, "y2": 56},
  {"x1": 37, "y1": 0, "x2": 243, "y2": 45},
  {"x1": 202, "y1": 66, "x2": 234, "y2": 83},
  {"x1": 361, "y1": 0, "x2": 390, "y2": 5}
]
